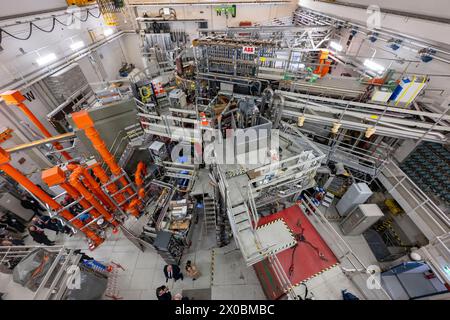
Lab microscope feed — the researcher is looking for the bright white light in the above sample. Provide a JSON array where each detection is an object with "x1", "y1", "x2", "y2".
[
  {"x1": 103, "y1": 28, "x2": 114, "y2": 37},
  {"x1": 330, "y1": 41, "x2": 343, "y2": 52},
  {"x1": 298, "y1": 63, "x2": 306, "y2": 69},
  {"x1": 364, "y1": 59, "x2": 385, "y2": 74},
  {"x1": 70, "y1": 41, "x2": 85, "y2": 51},
  {"x1": 36, "y1": 53, "x2": 57, "y2": 66}
]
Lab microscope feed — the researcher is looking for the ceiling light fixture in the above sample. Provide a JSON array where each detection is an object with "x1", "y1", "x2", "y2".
[
  {"x1": 330, "y1": 41, "x2": 343, "y2": 52},
  {"x1": 364, "y1": 59, "x2": 385, "y2": 74},
  {"x1": 36, "y1": 53, "x2": 57, "y2": 66},
  {"x1": 70, "y1": 41, "x2": 85, "y2": 51},
  {"x1": 103, "y1": 28, "x2": 114, "y2": 37}
]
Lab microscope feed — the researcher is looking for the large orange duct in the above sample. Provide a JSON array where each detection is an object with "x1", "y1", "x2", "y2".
[
  {"x1": 69, "y1": 166, "x2": 119, "y2": 227},
  {"x1": 90, "y1": 161, "x2": 127, "y2": 207},
  {"x1": 0, "y1": 148, "x2": 103, "y2": 247},
  {"x1": 71, "y1": 110, "x2": 133, "y2": 197},
  {"x1": 42, "y1": 166, "x2": 104, "y2": 223},
  {"x1": 1, "y1": 90, "x2": 73, "y2": 161},
  {"x1": 66, "y1": 163, "x2": 115, "y2": 210}
]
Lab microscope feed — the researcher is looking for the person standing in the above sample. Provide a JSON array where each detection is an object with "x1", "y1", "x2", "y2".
[
  {"x1": 185, "y1": 260, "x2": 200, "y2": 281},
  {"x1": 163, "y1": 264, "x2": 184, "y2": 283},
  {"x1": 156, "y1": 285, "x2": 172, "y2": 300},
  {"x1": 28, "y1": 226, "x2": 55, "y2": 246},
  {"x1": 20, "y1": 195, "x2": 45, "y2": 216}
]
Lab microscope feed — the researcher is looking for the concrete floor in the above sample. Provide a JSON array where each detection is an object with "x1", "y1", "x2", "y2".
[{"x1": 1, "y1": 187, "x2": 392, "y2": 300}]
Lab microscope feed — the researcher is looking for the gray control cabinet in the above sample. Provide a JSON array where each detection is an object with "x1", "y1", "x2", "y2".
[
  {"x1": 340, "y1": 204, "x2": 384, "y2": 236},
  {"x1": 336, "y1": 182, "x2": 373, "y2": 216}
]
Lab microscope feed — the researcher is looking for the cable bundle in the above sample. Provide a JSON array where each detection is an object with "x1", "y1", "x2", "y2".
[{"x1": 0, "y1": 8, "x2": 101, "y2": 44}]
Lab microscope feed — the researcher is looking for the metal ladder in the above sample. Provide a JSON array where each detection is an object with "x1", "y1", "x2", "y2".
[{"x1": 203, "y1": 194, "x2": 216, "y2": 235}]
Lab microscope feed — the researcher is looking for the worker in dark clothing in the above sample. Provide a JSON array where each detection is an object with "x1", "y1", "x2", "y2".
[
  {"x1": 28, "y1": 226, "x2": 55, "y2": 246},
  {"x1": 0, "y1": 214, "x2": 26, "y2": 233},
  {"x1": 32, "y1": 216, "x2": 69, "y2": 235},
  {"x1": 156, "y1": 285, "x2": 172, "y2": 300},
  {"x1": 163, "y1": 264, "x2": 184, "y2": 282},
  {"x1": 1, "y1": 238, "x2": 25, "y2": 246},
  {"x1": 20, "y1": 195, "x2": 45, "y2": 216}
]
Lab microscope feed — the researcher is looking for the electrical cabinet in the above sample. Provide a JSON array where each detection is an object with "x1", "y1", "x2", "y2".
[
  {"x1": 153, "y1": 231, "x2": 183, "y2": 265},
  {"x1": 340, "y1": 204, "x2": 384, "y2": 236},
  {"x1": 168, "y1": 89, "x2": 187, "y2": 108},
  {"x1": 336, "y1": 182, "x2": 373, "y2": 216}
]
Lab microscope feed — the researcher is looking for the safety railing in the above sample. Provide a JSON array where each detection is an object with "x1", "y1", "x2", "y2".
[
  {"x1": 377, "y1": 160, "x2": 450, "y2": 240},
  {"x1": 301, "y1": 195, "x2": 392, "y2": 300}
]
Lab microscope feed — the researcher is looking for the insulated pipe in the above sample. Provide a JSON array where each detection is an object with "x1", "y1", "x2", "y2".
[
  {"x1": 0, "y1": 90, "x2": 73, "y2": 161},
  {"x1": 69, "y1": 167, "x2": 119, "y2": 227},
  {"x1": 41, "y1": 166, "x2": 104, "y2": 223},
  {"x1": 66, "y1": 163, "x2": 116, "y2": 211},
  {"x1": 91, "y1": 162, "x2": 127, "y2": 206},
  {"x1": 71, "y1": 110, "x2": 134, "y2": 197},
  {"x1": 0, "y1": 148, "x2": 103, "y2": 247},
  {"x1": 135, "y1": 161, "x2": 146, "y2": 200}
]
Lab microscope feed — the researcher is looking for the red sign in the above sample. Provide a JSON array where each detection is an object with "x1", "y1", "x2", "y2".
[{"x1": 242, "y1": 46, "x2": 255, "y2": 54}]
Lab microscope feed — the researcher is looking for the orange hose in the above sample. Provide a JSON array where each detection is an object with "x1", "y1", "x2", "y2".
[
  {"x1": 127, "y1": 198, "x2": 140, "y2": 217},
  {"x1": 66, "y1": 163, "x2": 115, "y2": 210},
  {"x1": 135, "y1": 161, "x2": 146, "y2": 200},
  {"x1": 17, "y1": 102, "x2": 72, "y2": 161},
  {"x1": 91, "y1": 163, "x2": 127, "y2": 206},
  {"x1": 69, "y1": 167, "x2": 119, "y2": 227},
  {"x1": 0, "y1": 152, "x2": 102, "y2": 246},
  {"x1": 59, "y1": 182, "x2": 103, "y2": 221}
]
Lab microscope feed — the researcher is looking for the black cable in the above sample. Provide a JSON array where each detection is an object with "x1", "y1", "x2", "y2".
[
  {"x1": 0, "y1": 8, "x2": 101, "y2": 44},
  {"x1": 0, "y1": 22, "x2": 33, "y2": 41},
  {"x1": 87, "y1": 9, "x2": 102, "y2": 19},
  {"x1": 288, "y1": 221, "x2": 328, "y2": 278},
  {"x1": 54, "y1": 16, "x2": 74, "y2": 27},
  {"x1": 72, "y1": 11, "x2": 89, "y2": 22},
  {"x1": 31, "y1": 18, "x2": 56, "y2": 33}
]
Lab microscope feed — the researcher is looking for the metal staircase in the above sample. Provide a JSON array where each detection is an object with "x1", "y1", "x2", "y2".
[{"x1": 203, "y1": 194, "x2": 217, "y2": 235}]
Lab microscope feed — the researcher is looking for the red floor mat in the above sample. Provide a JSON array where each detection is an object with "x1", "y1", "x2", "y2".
[{"x1": 255, "y1": 205, "x2": 338, "y2": 297}]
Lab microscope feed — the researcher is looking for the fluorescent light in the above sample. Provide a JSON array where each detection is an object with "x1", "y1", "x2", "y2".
[
  {"x1": 364, "y1": 59, "x2": 385, "y2": 74},
  {"x1": 36, "y1": 53, "x2": 57, "y2": 66},
  {"x1": 103, "y1": 28, "x2": 114, "y2": 37},
  {"x1": 330, "y1": 41, "x2": 343, "y2": 52},
  {"x1": 70, "y1": 41, "x2": 85, "y2": 51},
  {"x1": 298, "y1": 63, "x2": 306, "y2": 69}
]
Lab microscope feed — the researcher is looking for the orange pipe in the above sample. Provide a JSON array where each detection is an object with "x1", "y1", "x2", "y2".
[
  {"x1": 16, "y1": 103, "x2": 73, "y2": 160},
  {"x1": 72, "y1": 110, "x2": 133, "y2": 197},
  {"x1": 59, "y1": 182, "x2": 103, "y2": 220},
  {"x1": 135, "y1": 161, "x2": 146, "y2": 200},
  {"x1": 91, "y1": 163, "x2": 127, "y2": 206},
  {"x1": 66, "y1": 163, "x2": 116, "y2": 211},
  {"x1": 0, "y1": 149, "x2": 102, "y2": 247},
  {"x1": 127, "y1": 198, "x2": 141, "y2": 217},
  {"x1": 69, "y1": 167, "x2": 119, "y2": 227}
]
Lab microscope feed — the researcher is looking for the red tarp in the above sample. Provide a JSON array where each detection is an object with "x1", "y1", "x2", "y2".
[{"x1": 254, "y1": 205, "x2": 339, "y2": 299}]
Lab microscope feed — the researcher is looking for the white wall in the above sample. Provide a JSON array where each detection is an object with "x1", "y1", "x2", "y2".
[
  {"x1": 0, "y1": 0, "x2": 67, "y2": 17},
  {"x1": 299, "y1": 0, "x2": 450, "y2": 46},
  {"x1": 133, "y1": 2, "x2": 298, "y2": 31},
  {"x1": 311, "y1": 0, "x2": 450, "y2": 19}
]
